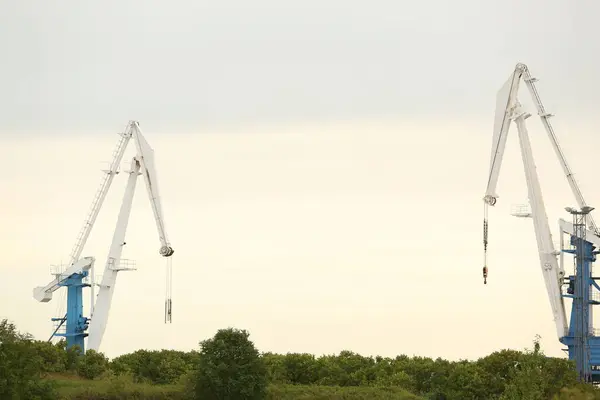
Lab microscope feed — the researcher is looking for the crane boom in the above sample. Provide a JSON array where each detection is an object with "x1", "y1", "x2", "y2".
[
  {"x1": 130, "y1": 122, "x2": 173, "y2": 256},
  {"x1": 520, "y1": 67, "x2": 599, "y2": 236},
  {"x1": 483, "y1": 66, "x2": 521, "y2": 204},
  {"x1": 68, "y1": 128, "x2": 132, "y2": 267}
]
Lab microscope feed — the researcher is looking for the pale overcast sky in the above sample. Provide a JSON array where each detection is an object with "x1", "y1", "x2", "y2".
[{"x1": 1, "y1": 0, "x2": 600, "y2": 361}]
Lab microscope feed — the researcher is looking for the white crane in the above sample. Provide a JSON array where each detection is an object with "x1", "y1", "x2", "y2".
[
  {"x1": 483, "y1": 63, "x2": 600, "y2": 381},
  {"x1": 33, "y1": 121, "x2": 174, "y2": 353},
  {"x1": 482, "y1": 63, "x2": 568, "y2": 339}
]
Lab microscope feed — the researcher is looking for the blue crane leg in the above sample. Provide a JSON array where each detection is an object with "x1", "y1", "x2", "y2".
[{"x1": 50, "y1": 272, "x2": 90, "y2": 353}]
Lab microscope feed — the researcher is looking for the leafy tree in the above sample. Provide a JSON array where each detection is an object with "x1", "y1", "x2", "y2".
[
  {"x1": 500, "y1": 336, "x2": 553, "y2": 400},
  {"x1": 553, "y1": 385, "x2": 600, "y2": 400},
  {"x1": 313, "y1": 354, "x2": 346, "y2": 386},
  {"x1": 335, "y1": 350, "x2": 376, "y2": 386},
  {"x1": 376, "y1": 370, "x2": 416, "y2": 392},
  {"x1": 192, "y1": 327, "x2": 267, "y2": 400},
  {"x1": 64, "y1": 342, "x2": 83, "y2": 372},
  {"x1": 3, "y1": 318, "x2": 599, "y2": 399},
  {"x1": 77, "y1": 349, "x2": 109, "y2": 379},
  {"x1": 442, "y1": 361, "x2": 488, "y2": 400},
  {"x1": 399, "y1": 356, "x2": 438, "y2": 394},
  {"x1": 542, "y1": 356, "x2": 578, "y2": 397},
  {"x1": 30, "y1": 339, "x2": 69, "y2": 373},
  {"x1": 0, "y1": 319, "x2": 56, "y2": 400},
  {"x1": 281, "y1": 353, "x2": 318, "y2": 385},
  {"x1": 262, "y1": 352, "x2": 289, "y2": 384},
  {"x1": 476, "y1": 349, "x2": 524, "y2": 397},
  {"x1": 110, "y1": 349, "x2": 196, "y2": 384}
]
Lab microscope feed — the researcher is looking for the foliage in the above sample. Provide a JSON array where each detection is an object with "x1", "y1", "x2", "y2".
[
  {"x1": 2, "y1": 318, "x2": 600, "y2": 399},
  {"x1": 29, "y1": 339, "x2": 69, "y2": 373},
  {"x1": 0, "y1": 319, "x2": 57, "y2": 400},
  {"x1": 49, "y1": 373, "x2": 425, "y2": 399},
  {"x1": 500, "y1": 336, "x2": 578, "y2": 400},
  {"x1": 553, "y1": 385, "x2": 600, "y2": 400},
  {"x1": 110, "y1": 349, "x2": 199, "y2": 384},
  {"x1": 83, "y1": 333, "x2": 600, "y2": 400},
  {"x1": 49, "y1": 372, "x2": 185, "y2": 400},
  {"x1": 77, "y1": 349, "x2": 109, "y2": 379},
  {"x1": 192, "y1": 327, "x2": 268, "y2": 400},
  {"x1": 266, "y1": 384, "x2": 424, "y2": 400}
]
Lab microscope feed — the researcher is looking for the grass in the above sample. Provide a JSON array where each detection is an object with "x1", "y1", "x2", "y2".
[
  {"x1": 47, "y1": 374, "x2": 424, "y2": 400},
  {"x1": 267, "y1": 384, "x2": 424, "y2": 400},
  {"x1": 49, "y1": 373, "x2": 185, "y2": 400}
]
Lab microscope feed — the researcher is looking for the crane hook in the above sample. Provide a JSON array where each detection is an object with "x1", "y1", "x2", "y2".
[{"x1": 483, "y1": 203, "x2": 489, "y2": 285}]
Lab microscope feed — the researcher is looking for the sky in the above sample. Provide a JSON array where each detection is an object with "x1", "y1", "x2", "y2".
[{"x1": 1, "y1": 0, "x2": 600, "y2": 361}]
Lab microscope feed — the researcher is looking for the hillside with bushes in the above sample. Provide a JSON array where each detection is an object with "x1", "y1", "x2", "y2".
[{"x1": 1, "y1": 318, "x2": 599, "y2": 399}]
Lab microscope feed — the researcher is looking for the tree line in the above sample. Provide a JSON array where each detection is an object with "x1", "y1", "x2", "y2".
[{"x1": 1, "y1": 318, "x2": 600, "y2": 399}]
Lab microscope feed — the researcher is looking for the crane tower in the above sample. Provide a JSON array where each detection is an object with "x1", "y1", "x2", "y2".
[
  {"x1": 482, "y1": 63, "x2": 600, "y2": 382},
  {"x1": 33, "y1": 121, "x2": 174, "y2": 353}
]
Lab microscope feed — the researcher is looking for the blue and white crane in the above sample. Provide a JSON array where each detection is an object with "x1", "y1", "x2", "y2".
[
  {"x1": 33, "y1": 121, "x2": 174, "y2": 353},
  {"x1": 483, "y1": 63, "x2": 600, "y2": 382}
]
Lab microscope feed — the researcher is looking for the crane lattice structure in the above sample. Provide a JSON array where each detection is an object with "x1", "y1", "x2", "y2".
[
  {"x1": 33, "y1": 121, "x2": 174, "y2": 353},
  {"x1": 482, "y1": 63, "x2": 600, "y2": 383}
]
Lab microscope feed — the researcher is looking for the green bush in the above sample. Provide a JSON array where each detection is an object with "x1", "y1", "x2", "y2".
[
  {"x1": 266, "y1": 384, "x2": 423, "y2": 400},
  {"x1": 3, "y1": 318, "x2": 600, "y2": 400},
  {"x1": 0, "y1": 319, "x2": 58, "y2": 400},
  {"x1": 51, "y1": 373, "x2": 185, "y2": 400},
  {"x1": 553, "y1": 385, "x2": 600, "y2": 400},
  {"x1": 110, "y1": 349, "x2": 198, "y2": 384},
  {"x1": 77, "y1": 349, "x2": 109, "y2": 379},
  {"x1": 192, "y1": 327, "x2": 268, "y2": 400}
]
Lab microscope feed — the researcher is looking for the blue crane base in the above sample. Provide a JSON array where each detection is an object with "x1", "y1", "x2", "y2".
[
  {"x1": 560, "y1": 237, "x2": 600, "y2": 382},
  {"x1": 50, "y1": 271, "x2": 90, "y2": 354},
  {"x1": 560, "y1": 337, "x2": 600, "y2": 382}
]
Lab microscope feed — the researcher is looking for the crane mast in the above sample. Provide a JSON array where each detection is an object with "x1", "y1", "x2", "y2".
[
  {"x1": 483, "y1": 63, "x2": 600, "y2": 382},
  {"x1": 34, "y1": 121, "x2": 174, "y2": 353}
]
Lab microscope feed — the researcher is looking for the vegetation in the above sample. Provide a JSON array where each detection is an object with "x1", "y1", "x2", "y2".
[
  {"x1": 1, "y1": 318, "x2": 600, "y2": 399},
  {"x1": 192, "y1": 327, "x2": 268, "y2": 399}
]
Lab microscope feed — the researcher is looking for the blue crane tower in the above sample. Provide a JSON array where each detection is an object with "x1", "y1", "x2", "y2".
[
  {"x1": 33, "y1": 257, "x2": 95, "y2": 351},
  {"x1": 560, "y1": 206, "x2": 600, "y2": 383},
  {"x1": 33, "y1": 121, "x2": 175, "y2": 354},
  {"x1": 482, "y1": 63, "x2": 600, "y2": 382}
]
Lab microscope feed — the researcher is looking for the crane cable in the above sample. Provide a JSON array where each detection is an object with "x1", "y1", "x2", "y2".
[
  {"x1": 165, "y1": 256, "x2": 173, "y2": 324},
  {"x1": 483, "y1": 203, "x2": 489, "y2": 284}
]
